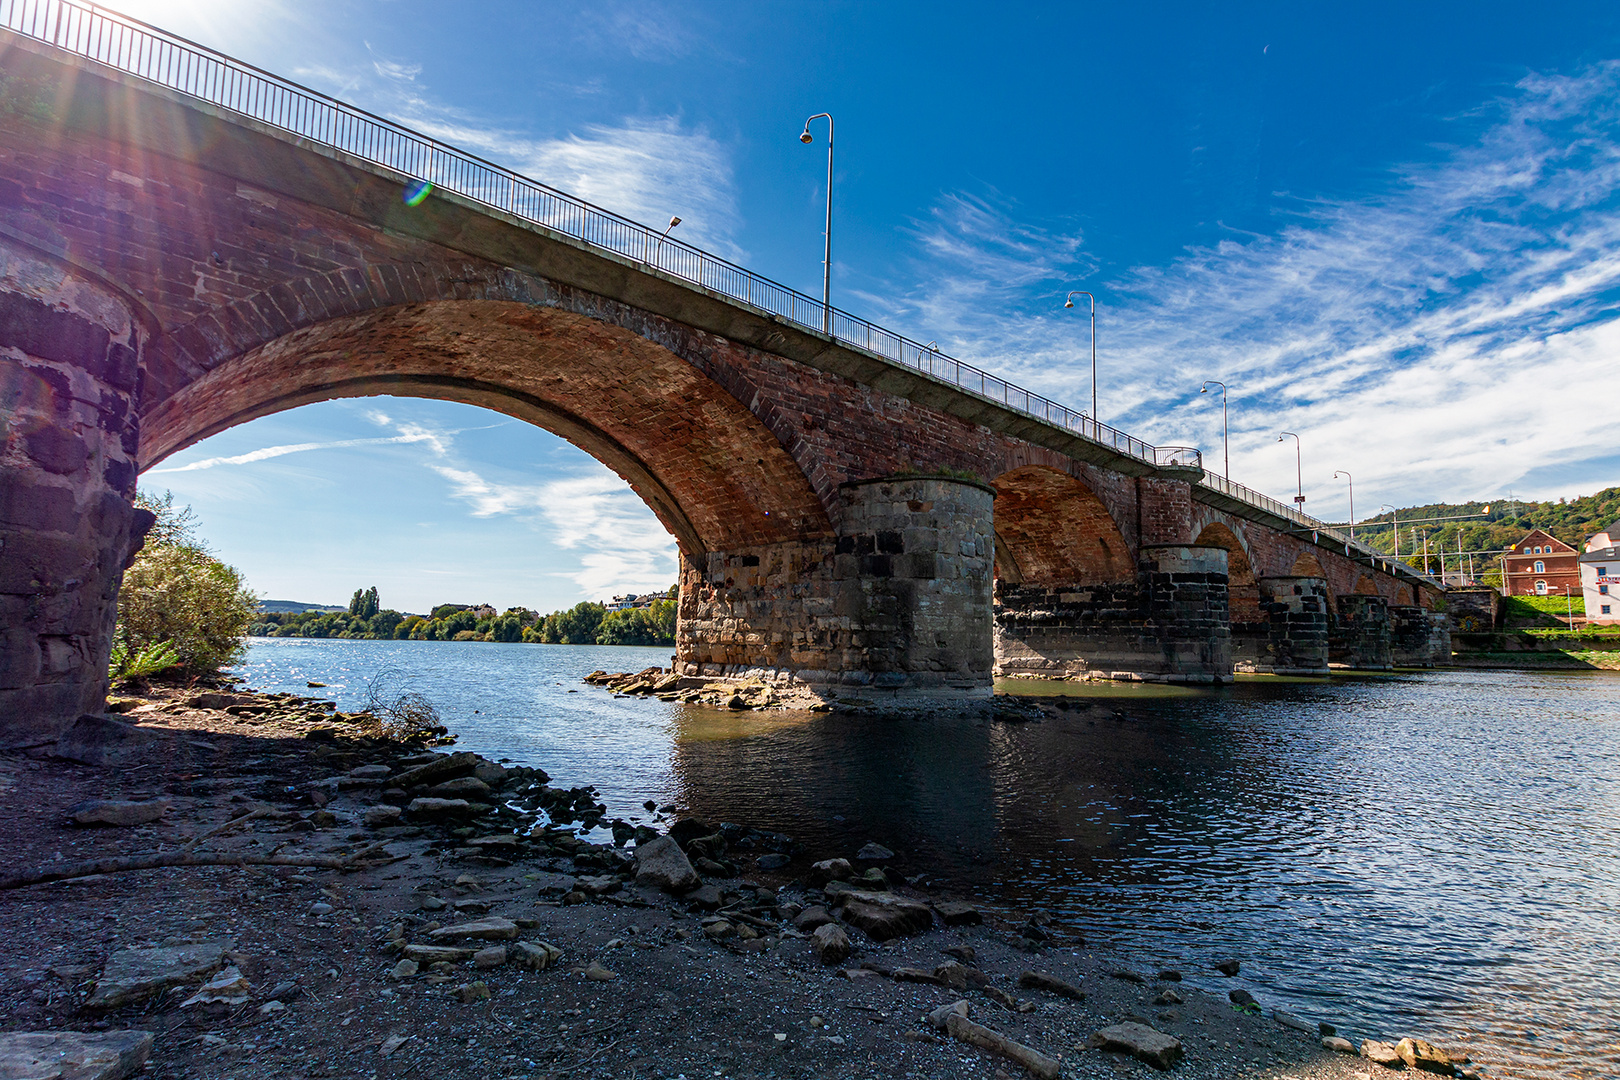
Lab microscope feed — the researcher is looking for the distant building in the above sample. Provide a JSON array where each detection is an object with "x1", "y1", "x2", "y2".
[
  {"x1": 1500, "y1": 528, "x2": 1580, "y2": 597},
  {"x1": 1580, "y1": 520, "x2": 1620, "y2": 624},
  {"x1": 606, "y1": 594, "x2": 656, "y2": 611}
]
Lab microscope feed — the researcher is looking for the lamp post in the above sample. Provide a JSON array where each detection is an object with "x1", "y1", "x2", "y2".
[
  {"x1": 1565, "y1": 583, "x2": 1574, "y2": 627},
  {"x1": 1379, "y1": 503, "x2": 1399, "y2": 558},
  {"x1": 1333, "y1": 470, "x2": 1354, "y2": 537},
  {"x1": 799, "y1": 113, "x2": 834, "y2": 333},
  {"x1": 651, "y1": 215, "x2": 680, "y2": 265},
  {"x1": 1277, "y1": 432, "x2": 1304, "y2": 507},
  {"x1": 1064, "y1": 290, "x2": 1097, "y2": 422},
  {"x1": 1199, "y1": 380, "x2": 1228, "y2": 479}
]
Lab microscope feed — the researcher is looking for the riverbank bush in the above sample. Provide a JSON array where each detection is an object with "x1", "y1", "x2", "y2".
[{"x1": 114, "y1": 492, "x2": 257, "y2": 679}]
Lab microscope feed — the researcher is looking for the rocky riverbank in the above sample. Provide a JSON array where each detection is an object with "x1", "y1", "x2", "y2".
[{"x1": 0, "y1": 685, "x2": 1482, "y2": 1079}]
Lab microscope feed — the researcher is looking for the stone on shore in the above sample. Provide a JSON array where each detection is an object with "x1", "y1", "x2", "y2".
[
  {"x1": 66, "y1": 799, "x2": 169, "y2": 827},
  {"x1": 427, "y1": 917, "x2": 519, "y2": 943},
  {"x1": 403, "y1": 945, "x2": 476, "y2": 963},
  {"x1": 633, "y1": 835, "x2": 700, "y2": 893},
  {"x1": 406, "y1": 797, "x2": 477, "y2": 820},
  {"x1": 1089, "y1": 1022, "x2": 1185, "y2": 1071},
  {"x1": 0, "y1": 1030, "x2": 154, "y2": 1080},
  {"x1": 86, "y1": 941, "x2": 232, "y2": 1009},
  {"x1": 363, "y1": 805, "x2": 403, "y2": 827},
  {"x1": 1213, "y1": 958, "x2": 1241, "y2": 976},
  {"x1": 812, "y1": 924, "x2": 850, "y2": 965},
  {"x1": 1323, "y1": 1036, "x2": 1357, "y2": 1054},
  {"x1": 1362, "y1": 1040, "x2": 1407, "y2": 1069},
  {"x1": 472, "y1": 946, "x2": 507, "y2": 969},
  {"x1": 511, "y1": 941, "x2": 562, "y2": 971},
  {"x1": 426, "y1": 776, "x2": 492, "y2": 800},
  {"x1": 793, "y1": 905, "x2": 834, "y2": 932},
  {"x1": 855, "y1": 842, "x2": 894, "y2": 861},
  {"x1": 831, "y1": 890, "x2": 932, "y2": 941},
  {"x1": 180, "y1": 966, "x2": 250, "y2": 1008},
  {"x1": 808, "y1": 858, "x2": 852, "y2": 886},
  {"x1": 933, "y1": 901, "x2": 982, "y2": 926},
  {"x1": 1017, "y1": 970, "x2": 1085, "y2": 1000},
  {"x1": 1396, "y1": 1037, "x2": 1457, "y2": 1075},
  {"x1": 393, "y1": 752, "x2": 480, "y2": 789}
]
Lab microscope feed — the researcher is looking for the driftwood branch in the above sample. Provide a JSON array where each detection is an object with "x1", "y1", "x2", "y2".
[{"x1": 1, "y1": 849, "x2": 400, "y2": 891}]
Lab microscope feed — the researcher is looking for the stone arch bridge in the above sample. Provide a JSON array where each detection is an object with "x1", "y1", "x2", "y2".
[{"x1": 0, "y1": 11, "x2": 1446, "y2": 744}]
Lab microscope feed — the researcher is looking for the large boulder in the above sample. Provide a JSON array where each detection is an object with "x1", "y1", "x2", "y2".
[{"x1": 634, "y1": 835, "x2": 700, "y2": 893}]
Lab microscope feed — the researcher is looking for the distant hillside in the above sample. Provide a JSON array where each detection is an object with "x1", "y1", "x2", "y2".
[
  {"x1": 1347, "y1": 485, "x2": 1620, "y2": 581},
  {"x1": 258, "y1": 599, "x2": 345, "y2": 614}
]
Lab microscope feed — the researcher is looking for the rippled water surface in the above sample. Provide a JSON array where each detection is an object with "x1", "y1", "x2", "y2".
[{"x1": 237, "y1": 639, "x2": 1620, "y2": 1079}]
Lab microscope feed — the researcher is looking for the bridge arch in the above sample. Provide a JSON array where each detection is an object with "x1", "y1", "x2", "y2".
[
  {"x1": 990, "y1": 465, "x2": 1134, "y2": 586},
  {"x1": 139, "y1": 299, "x2": 836, "y2": 557}
]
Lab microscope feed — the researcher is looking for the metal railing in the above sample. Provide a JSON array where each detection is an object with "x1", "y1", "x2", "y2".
[
  {"x1": 0, "y1": 0, "x2": 1186, "y2": 470},
  {"x1": 1198, "y1": 473, "x2": 1443, "y2": 587}
]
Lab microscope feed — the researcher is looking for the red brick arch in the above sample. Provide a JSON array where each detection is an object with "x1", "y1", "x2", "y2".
[
  {"x1": 139, "y1": 300, "x2": 835, "y2": 557},
  {"x1": 991, "y1": 465, "x2": 1134, "y2": 586}
]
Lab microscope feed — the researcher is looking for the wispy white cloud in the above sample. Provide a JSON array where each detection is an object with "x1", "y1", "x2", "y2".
[
  {"x1": 147, "y1": 432, "x2": 444, "y2": 473},
  {"x1": 429, "y1": 463, "x2": 678, "y2": 595},
  {"x1": 894, "y1": 63, "x2": 1620, "y2": 515}
]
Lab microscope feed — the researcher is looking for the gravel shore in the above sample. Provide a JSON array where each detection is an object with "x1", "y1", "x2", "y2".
[{"x1": 0, "y1": 685, "x2": 1477, "y2": 1079}]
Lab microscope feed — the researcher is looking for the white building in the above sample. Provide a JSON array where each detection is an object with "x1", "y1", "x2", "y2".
[{"x1": 1580, "y1": 520, "x2": 1620, "y2": 624}]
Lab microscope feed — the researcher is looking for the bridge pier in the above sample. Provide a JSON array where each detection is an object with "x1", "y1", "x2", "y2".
[
  {"x1": 1330, "y1": 594, "x2": 1394, "y2": 671},
  {"x1": 1390, "y1": 605, "x2": 1451, "y2": 667},
  {"x1": 0, "y1": 240, "x2": 154, "y2": 747},
  {"x1": 1232, "y1": 576, "x2": 1332, "y2": 676},
  {"x1": 677, "y1": 476, "x2": 995, "y2": 703},
  {"x1": 992, "y1": 544, "x2": 1232, "y2": 684}
]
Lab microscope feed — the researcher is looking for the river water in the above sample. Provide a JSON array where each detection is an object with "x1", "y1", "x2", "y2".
[{"x1": 235, "y1": 638, "x2": 1620, "y2": 1079}]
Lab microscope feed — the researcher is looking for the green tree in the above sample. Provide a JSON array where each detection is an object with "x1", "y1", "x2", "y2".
[
  {"x1": 348, "y1": 586, "x2": 380, "y2": 619},
  {"x1": 115, "y1": 492, "x2": 257, "y2": 677},
  {"x1": 490, "y1": 613, "x2": 524, "y2": 642},
  {"x1": 553, "y1": 601, "x2": 606, "y2": 644}
]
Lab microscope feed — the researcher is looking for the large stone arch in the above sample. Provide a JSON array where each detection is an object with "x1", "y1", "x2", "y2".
[
  {"x1": 139, "y1": 299, "x2": 835, "y2": 557},
  {"x1": 990, "y1": 465, "x2": 1133, "y2": 586}
]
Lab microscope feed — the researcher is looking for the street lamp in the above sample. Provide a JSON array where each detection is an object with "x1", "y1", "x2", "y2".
[
  {"x1": 1277, "y1": 432, "x2": 1304, "y2": 507},
  {"x1": 651, "y1": 215, "x2": 680, "y2": 265},
  {"x1": 1333, "y1": 470, "x2": 1354, "y2": 537},
  {"x1": 1199, "y1": 380, "x2": 1228, "y2": 479},
  {"x1": 1379, "y1": 503, "x2": 1399, "y2": 558},
  {"x1": 1064, "y1": 290, "x2": 1097, "y2": 422},
  {"x1": 799, "y1": 113, "x2": 834, "y2": 333}
]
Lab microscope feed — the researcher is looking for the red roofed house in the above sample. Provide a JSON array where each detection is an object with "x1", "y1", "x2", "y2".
[{"x1": 1501, "y1": 529, "x2": 1580, "y2": 597}]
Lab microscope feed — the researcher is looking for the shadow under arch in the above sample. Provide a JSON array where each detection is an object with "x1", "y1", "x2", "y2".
[
  {"x1": 991, "y1": 465, "x2": 1134, "y2": 587},
  {"x1": 1194, "y1": 522, "x2": 1258, "y2": 622},
  {"x1": 138, "y1": 300, "x2": 836, "y2": 557}
]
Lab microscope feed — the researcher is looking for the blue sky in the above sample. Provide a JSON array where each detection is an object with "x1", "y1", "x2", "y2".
[{"x1": 130, "y1": 0, "x2": 1620, "y2": 614}]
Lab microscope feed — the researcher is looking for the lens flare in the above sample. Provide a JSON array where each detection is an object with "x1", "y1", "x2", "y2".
[{"x1": 403, "y1": 179, "x2": 433, "y2": 207}]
